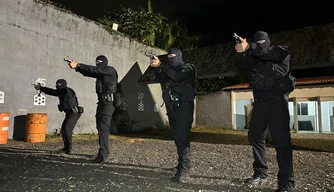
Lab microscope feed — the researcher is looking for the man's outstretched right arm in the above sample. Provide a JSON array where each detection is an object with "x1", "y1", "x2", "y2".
[
  {"x1": 40, "y1": 87, "x2": 59, "y2": 96},
  {"x1": 74, "y1": 63, "x2": 100, "y2": 78}
]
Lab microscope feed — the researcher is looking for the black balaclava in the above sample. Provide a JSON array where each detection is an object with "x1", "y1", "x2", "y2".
[
  {"x1": 56, "y1": 79, "x2": 67, "y2": 90},
  {"x1": 167, "y1": 48, "x2": 183, "y2": 67},
  {"x1": 96, "y1": 55, "x2": 108, "y2": 67},
  {"x1": 252, "y1": 31, "x2": 271, "y2": 47}
]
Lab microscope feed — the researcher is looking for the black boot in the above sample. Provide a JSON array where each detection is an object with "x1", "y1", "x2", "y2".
[
  {"x1": 170, "y1": 170, "x2": 190, "y2": 183},
  {"x1": 58, "y1": 147, "x2": 71, "y2": 154},
  {"x1": 92, "y1": 155, "x2": 106, "y2": 163},
  {"x1": 274, "y1": 188, "x2": 291, "y2": 192},
  {"x1": 244, "y1": 174, "x2": 267, "y2": 185}
]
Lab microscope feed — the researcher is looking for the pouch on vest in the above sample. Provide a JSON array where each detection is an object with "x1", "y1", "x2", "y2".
[
  {"x1": 278, "y1": 75, "x2": 296, "y2": 93},
  {"x1": 162, "y1": 89, "x2": 170, "y2": 103},
  {"x1": 169, "y1": 87, "x2": 181, "y2": 108},
  {"x1": 277, "y1": 57, "x2": 296, "y2": 93},
  {"x1": 113, "y1": 92, "x2": 122, "y2": 107},
  {"x1": 77, "y1": 106, "x2": 84, "y2": 114}
]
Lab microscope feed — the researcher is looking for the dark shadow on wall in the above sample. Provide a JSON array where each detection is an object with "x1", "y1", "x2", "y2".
[
  {"x1": 111, "y1": 62, "x2": 164, "y2": 134},
  {"x1": 13, "y1": 115, "x2": 27, "y2": 141}
]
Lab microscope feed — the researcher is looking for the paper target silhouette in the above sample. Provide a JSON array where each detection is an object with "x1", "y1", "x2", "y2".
[
  {"x1": 138, "y1": 100, "x2": 144, "y2": 111},
  {"x1": 34, "y1": 94, "x2": 46, "y2": 106},
  {"x1": 120, "y1": 98, "x2": 127, "y2": 111},
  {"x1": 32, "y1": 78, "x2": 47, "y2": 106},
  {"x1": 154, "y1": 103, "x2": 159, "y2": 112}
]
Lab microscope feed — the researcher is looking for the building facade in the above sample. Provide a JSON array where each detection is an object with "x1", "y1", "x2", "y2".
[{"x1": 223, "y1": 76, "x2": 334, "y2": 133}]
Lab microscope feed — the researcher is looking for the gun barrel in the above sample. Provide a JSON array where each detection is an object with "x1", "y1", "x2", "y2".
[
  {"x1": 145, "y1": 52, "x2": 154, "y2": 57},
  {"x1": 233, "y1": 33, "x2": 241, "y2": 43},
  {"x1": 64, "y1": 58, "x2": 71, "y2": 62}
]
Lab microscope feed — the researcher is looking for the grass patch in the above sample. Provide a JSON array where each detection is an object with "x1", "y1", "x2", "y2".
[{"x1": 41, "y1": 127, "x2": 333, "y2": 153}]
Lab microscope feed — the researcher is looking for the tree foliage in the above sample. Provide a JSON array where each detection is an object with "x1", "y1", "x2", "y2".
[
  {"x1": 196, "y1": 73, "x2": 250, "y2": 93},
  {"x1": 98, "y1": 7, "x2": 199, "y2": 51}
]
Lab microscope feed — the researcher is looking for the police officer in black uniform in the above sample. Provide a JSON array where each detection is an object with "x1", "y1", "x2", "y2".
[
  {"x1": 234, "y1": 31, "x2": 295, "y2": 192},
  {"x1": 67, "y1": 55, "x2": 118, "y2": 163},
  {"x1": 33, "y1": 79, "x2": 82, "y2": 154},
  {"x1": 150, "y1": 48, "x2": 196, "y2": 183}
]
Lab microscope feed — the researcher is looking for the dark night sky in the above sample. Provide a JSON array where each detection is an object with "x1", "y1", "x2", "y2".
[{"x1": 51, "y1": 0, "x2": 333, "y2": 46}]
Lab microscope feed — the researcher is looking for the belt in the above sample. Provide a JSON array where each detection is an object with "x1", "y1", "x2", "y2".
[{"x1": 98, "y1": 93, "x2": 114, "y2": 102}]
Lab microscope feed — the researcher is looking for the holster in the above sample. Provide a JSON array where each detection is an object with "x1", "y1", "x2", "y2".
[
  {"x1": 102, "y1": 94, "x2": 113, "y2": 102},
  {"x1": 68, "y1": 106, "x2": 84, "y2": 114},
  {"x1": 77, "y1": 106, "x2": 84, "y2": 114},
  {"x1": 71, "y1": 107, "x2": 79, "y2": 113}
]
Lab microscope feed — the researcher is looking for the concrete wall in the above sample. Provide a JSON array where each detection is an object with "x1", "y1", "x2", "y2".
[
  {"x1": 0, "y1": 0, "x2": 168, "y2": 139},
  {"x1": 196, "y1": 91, "x2": 232, "y2": 128}
]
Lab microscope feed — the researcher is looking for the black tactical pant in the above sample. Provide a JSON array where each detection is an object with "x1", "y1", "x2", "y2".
[
  {"x1": 167, "y1": 101, "x2": 194, "y2": 173},
  {"x1": 95, "y1": 101, "x2": 115, "y2": 160},
  {"x1": 61, "y1": 111, "x2": 81, "y2": 152},
  {"x1": 248, "y1": 99, "x2": 294, "y2": 190}
]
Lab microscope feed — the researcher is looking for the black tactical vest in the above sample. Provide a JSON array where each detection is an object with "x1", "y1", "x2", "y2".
[
  {"x1": 95, "y1": 66, "x2": 117, "y2": 95},
  {"x1": 250, "y1": 46, "x2": 295, "y2": 99},
  {"x1": 58, "y1": 88, "x2": 79, "y2": 111},
  {"x1": 163, "y1": 63, "x2": 196, "y2": 103}
]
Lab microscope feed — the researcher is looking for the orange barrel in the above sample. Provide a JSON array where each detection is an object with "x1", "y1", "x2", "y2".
[
  {"x1": 25, "y1": 113, "x2": 47, "y2": 143},
  {"x1": 0, "y1": 112, "x2": 10, "y2": 144}
]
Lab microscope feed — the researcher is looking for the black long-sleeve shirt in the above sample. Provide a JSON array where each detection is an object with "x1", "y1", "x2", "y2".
[
  {"x1": 243, "y1": 44, "x2": 291, "y2": 100},
  {"x1": 40, "y1": 87, "x2": 71, "y2": 98},
  {"x1": 75, "y1": 63, "x2": 118, "y2": 95},
  {"x1": 248, "y1": 44, "x2": 290, "y2": 63},
  {"x1": 40, "y1": 86, "x2": 78, "y2": 111},
  {"x1": 75, "y1": 63, "x2": 116, "y2": 79},
  {"x1": 154, "y1": 63, "x2": 196, "y2": 102},
  {"x1": 154, "y1": 63, "x2": 195, "y2": 83}
]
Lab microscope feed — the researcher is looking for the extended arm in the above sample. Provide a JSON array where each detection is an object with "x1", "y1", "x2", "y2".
[
  {"x1": 248, "y1": 44, "x2": 289, "y2": 63},
  {"x1": 75, "y1": 63, "x2": 115, "y2": 78},
  {"x1": 40, "y1": 87, "x2": 59, "y2": 96}
]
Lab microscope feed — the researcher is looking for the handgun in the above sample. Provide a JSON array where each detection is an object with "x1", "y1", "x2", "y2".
[
  {"x1": 64, "y1": 57, "x2": 72, "y2": 63},
  {"x1": 233, "y1": 33, "x2": 241, "y2": 44},
  {"x1": 31, "y1": 82, "x2": 41, "y2": 94},
  {"x1": 31, "y1": 82, "x2": 40, "y2": 86},
  {"x1": 144, "y1": 52, "x2": 156, "y2": 60}
]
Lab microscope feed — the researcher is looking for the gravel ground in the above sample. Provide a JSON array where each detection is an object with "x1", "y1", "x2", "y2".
[{"x1": 0, "y1": 134, "x2": 333, "y2": 192}]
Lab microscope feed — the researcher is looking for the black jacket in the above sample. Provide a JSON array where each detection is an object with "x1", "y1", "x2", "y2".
[
  {"x1": 155, "y1": 62, "x2": 196, "y2": 103},
  {"x1": 75, "y1": 63, "x2": 118, "y2": 96},
  {"x1": 243, "y1": 44, "x2": 291, "y2": 100},
  {"x1": 40, "y1": 87, "x2": 78, "y2": 112}
]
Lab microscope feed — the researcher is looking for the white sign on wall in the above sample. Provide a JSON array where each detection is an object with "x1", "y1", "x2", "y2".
[
  {"x1": 120, "y1": 98, "x2": 127, "y2": 111},
  {"x1": 154, "y1": 103, "x2": 159, "y2": 112},
  {"x1": 0, "y1": 91, "x2": 4, "y2": 104},
  {"x1": 35, "y1": 78, "x2": 46, "y2": 87},
  {"x1": 137, "y1": 93, "x2": 144, "y2": 111},
  {"x1": 137, "y1": 92, "x2": 144, "y2": 100},
  {"x1": 33, "y1": 78, "x2": 46, "y2": 106},
  {"x1": 34, "y1": 94, "x2": 46, "y2": 106},
  {"x1": 138, "y1": 100, "x2": 144, "y2": 111}
]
